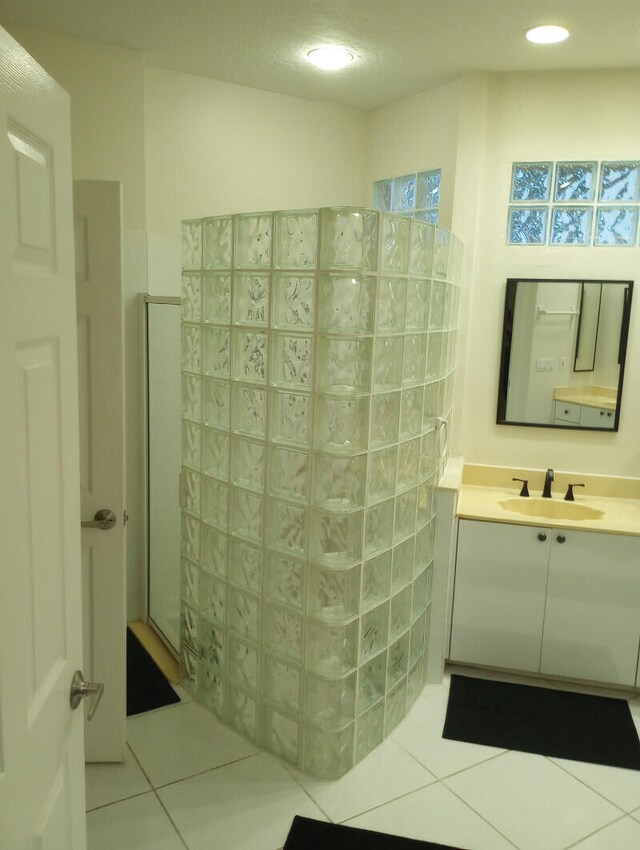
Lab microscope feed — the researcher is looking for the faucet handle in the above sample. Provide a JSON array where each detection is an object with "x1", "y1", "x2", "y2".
[
  {"x1": 565, "y1": 483, "x2": 585, "y2": 502},
  {"x1": 512, "y1": 477, "x2": 529, "y2": 497}
]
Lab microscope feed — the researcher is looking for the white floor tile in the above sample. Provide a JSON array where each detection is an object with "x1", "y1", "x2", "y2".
[
  {"x1": 567, "y1": 816, "x2": 640, "y2": 849},
  {"x1": 86, "y1": 792, "x2": 184, "y2": 850},
  {"x1": 550, "y1": 756, "x2": 640, "y2": 813},
  {"x1": 345, "y1": 780, "x2": 515, "y2": 849},
  {"x1": 127, "y1": 701, "x2": 258, "y2": 787},
  {"x1": 286, "y1": 737, "x2": 436, "y2": 823},
  {"x1": 632, "y1": 805, "x2": 640, "y2": 823},
  {"x1": 85, "y1": 748, "x2": 151, "y2": 811},
  {"x1": 392, "y1": 687, "x2": 506, "y2": 777},
  {"x1": 157, "y1": 752, "x2": 326, "y2": 850},
  {"x1": 445, "y1": 750, "x2": 622, "y2": 850}
]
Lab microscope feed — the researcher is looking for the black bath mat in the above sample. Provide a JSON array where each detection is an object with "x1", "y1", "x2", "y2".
[
  {"x1": 284, "y1": 816, "x2": 463, "y2": 849},
  {"x1": 126, "y1": 628, "x2": 180, "y2": 716},
  {"x1": 443, "y1": 674, "x2": 640, "y2": 770}
]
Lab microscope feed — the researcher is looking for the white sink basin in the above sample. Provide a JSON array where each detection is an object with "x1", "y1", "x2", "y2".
[{"x1": 499, "y1": 497, "x2": 604, "y2": 522}]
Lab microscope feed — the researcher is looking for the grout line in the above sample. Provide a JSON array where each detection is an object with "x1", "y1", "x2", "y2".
[
  {"x1": 561, "y1": 813, "x2": 628, "y2": 849},
  {"x1": 85, "y1": 788, "x2": 153, "y2": 814},
  {"x1": 441, "y1": 781, "x2": 520, "y2": 849},
  {"x1": 278, "y1": 759, "x2": 335, "y2": 823},
  {"x1": 151, "y1": 751, "x2": 261, "y2": 792},
  {"x1": 334, "y1": 777, "x2": 439, "y2": 825},
  {"x1": 544, "y1": 756, "x2": 629, "y2": 814},
  {"x1": 151, "y1": 787, "x2": 190, "y2": 850}
]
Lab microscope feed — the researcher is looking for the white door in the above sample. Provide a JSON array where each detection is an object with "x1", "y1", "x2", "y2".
[
  {"x1": 75, "y1": 180, "x2": 127, "y2": 762},
  {"x1": 0, "y1": 27, "x2": 86, "y2": 849}
]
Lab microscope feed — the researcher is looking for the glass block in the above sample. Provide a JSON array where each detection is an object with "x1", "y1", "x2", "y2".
[
  {"x1": 314, "y1": 394, "x2": 369, "y2": 453},
  {"x1": 180, "y1": 646, "x2": 197, "y2": 693},
  {"x1": 202, "y1": 377, "x2": 230, "y2": 430},
  {"x1": 400, "y1": 387, "x2": 423, "y2": 438},
  {"x1": 507, "y1": 207, "x2": 548, "y2": 244},
  {"x1": 409, "y1": 221, "x2": 434, "y2": 279},
  {"x1": 232, "y1": 330, "x2": 267, "y2": 384},
  {"x1": 181, "y1": 558, "x2": 199, "y2": 608},
  {"x1": 554, "y1": 161, "x2": 597, "y2": 202},
  {"x1": 181, "y1": 273, "x2": 201, "y2": 321},
  {"x1": 599, "y1": 161, "x2": 640, "y2": 202},
  {"x1": 202, "y1": 477, "x2": 228, "y2": 530},
  {"x1": 230, "y1": 488, "x2": 263, "y2": 542},
  {"x1": 228, "y1": 537, "x2": 262, "y2": 593},
  {"x1": 269, "y1": 390, "x2": 311, "y2": 447},
  {"x1": 274, "y1": 209, "x2": 318, "y2": 269},
  {"x1": 373, "y1": 179, "x2": 392, "y2": 211},
  {"x1": 266, "y1": 554, "x2": 304, "y2": 610},
  {"x1": 180, "y1": 604, "x2": 199, "y2": 653},
  {"x1": 201, "y1": 525, "x2": 227, "y2": 578},
  {"x1": 416, "y1": 169, "x2": 441, "y2": 209},
  {"x1": 392, "y1": 537, "x2": 414, "y2": 592},
  {"x1": 231, "y1": 437, "x2": 264, "y2": 492},
  {"x1": 433, "y1": 228, "x2": 451, "y2": 280},
  {"x1": 381, "y1": 214, "x2": 411, "y2": 273},
  {"x1": 373, "y1": 336, "x2": 404, "y2": 390},
  {"x1": 358, "y1": 649, "x2": 387, "y2": 711},
  {"x1": 356, "y1": 700, "x2": 385, "y2": 762},
  {"x1": 232, "y1": 383, "x2": 266, "y2": 437},
  {"x1": 410, "y1": 610, "x2": 427, "y2": 666},
  {"x1": 200, "y1": 616, "x2": 225, "y2": 671},
  {"x1": 364, "y1": 499, "x2": 394, "y2": 556},
  {"x1": 417, "y1": 478, "x2": 435, "y2": 522},
  {"x1": 420, "y1": 428, "x2": 437, "y2": 480},
  {"x1": 316, "y1": 336, "x2": 372, "y2": 395},
  {"x1": 550, "y1": 206, "x2": 593, "y2": 246},
  {"x1": 263, "y1": 603, "x2": 303, "y2": 662},
  {"x1": 306, "y1": 619, "x2": 359, "y2": 676},
  {"x1": 510, "y1": 162, "x2": 552, "y2": 202},
  {"x1": 268, "y1": 446, "x2": 308, "y2": 502},
  {"x1": 412, "y1": 567, "x2": 428, "y2": 619},
  {"x1": 267, "y1": 498, "x2": 306, "y2": 556},
  {"x1": 199, "y1": 664, "x2": 225, "y2": 717},
  {"x1": 385, "y1": 677, "x2": 407, "y2": 734},
  {"x1": 182, "y1": 374, "x2": 201, "y2": 424},
  {"x1": 397, "y1": 438, "x2": 420, "y2": 490},
  {"x1": 228, "y1": 637, "x2": 258, "y2": 692},
  {"x1": 318, "y1": 273, "x2": 376, "y2": 334},
  {"x1": 307, "y1": 563, "x2": 361, "y2": 623},
  {"x1": 181, "y1": 469, "x2": 200, "y2": 516},
  {"x1": 228, "y1": 588, "x2": 259, "y2": 642},
  {"x1": 263, "y1": 655, "x2": 300, "y2": 713},
  {"x1": 234, "y1": 212, "x2": 272, "y2": 268},
  {"x1": 370, "y1": 391, "x2": 401, "y2": 450},
  {"x1": 403, "y1": 334, "x2": 426, "y2": 386},
  {"x1": 416, "y1": 208, "x2": 439, "y2": 225},
  {"x1": 182, "y1": 421, "x2": 201, "y2": 470},
  {"x1": 430, "y1": 280, "x2": 446, "y2": 330},
  {"x1": 390, "y1": 586, "x2": 412, "y2": 641},
  {"x1": 406, "y1": 278, "x2": 431, "y2": 331},
  {"x1": 233, "y1": 273, "x2": 269, "y2": 325},
  {"x1": 304, "y1": 672, "x2": 356, "y2": 731},
  {"x1": 228, "y1": 685, "x2": 257, "y2": 741},
  {"x1": 407, "y1": 657, "x2": 425, "y2": 707},
  {"x1": 362, "y1": 551, "x2": 391, "y2": 611},
  {"x1": 319, "y1": 207, "x2": 379, "y2": 272},
  {"x1": 182, "y1": 219, "x2": 202, "y2": 270},
  {"x1": 422, "y1": 382, "x2": 440, "y2": 430},
  {"x1": 200, "y1": 571, "x2": 226, "y2": 626},
  {"x1": 391, "y1": 174, "x2": 416, "y2": 211},
  {"x1": 368, "y1": 445, "x2": 398, "y2": 504},
  {"x1": 377, "y1": 277, "x2": 406, "y2": 334},
  {"x1": 270, "y1": 333, "x2": 313, "y2": 389},
  {"x1": 310, "y1": 509, "x2": 363, "y2": 567},
  {"x1": 181, "y1": 513, "x2": 200, "y2": 562},
  {"x1": 426, "y1": 333, "x2": 443, "y2": 382},
  {"x1": 387, "y1": 631, "x2": 410, "y2": 689},
  {"x1": 312, "y1": 453, "x2": 365, "y2": 511},
  {"x1": 202, "y1": 272, "x2": 231, "y2": 324},
  {"x1": 395, "y1": 487, "x2": 417, "y2": 540},
  {"x1": 203, "y1": 216, "x2": 232, "y2": 270},
  {"x1": 181, "y1": 323, "x2": 201, "y2": 374},
  {"x1": 261, "y1": 706, "x2": 299, "y2": 764},
  {"x1": 202, "y1": 428, "x2": 229, "y2": 481},
  {"x1": 595, "y1": 206, "x2": 639, "y2": 246},
  {"x1": 415, "y1": 520, "x2": 436, "y2": 573},
  {"x1": 202, "y1": 327, "x2": 230, "y2": 377},
  {"x1": 272, "y1": 273, "x2": 315, "y2": 330}
]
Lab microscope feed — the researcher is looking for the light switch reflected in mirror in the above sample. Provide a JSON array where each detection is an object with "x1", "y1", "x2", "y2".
[{"x1": 497, "y1": 278, "x2": 633, "y2": 431}]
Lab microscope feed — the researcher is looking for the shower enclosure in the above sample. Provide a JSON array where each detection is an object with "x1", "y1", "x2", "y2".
[{"x1": 180, "y1": 207, "x2": 462, "y2": 777}]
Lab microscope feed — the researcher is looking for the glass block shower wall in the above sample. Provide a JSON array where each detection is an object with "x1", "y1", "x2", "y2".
[{"x1": 180, "y1": 208, "x2": 462, "y2": 778}]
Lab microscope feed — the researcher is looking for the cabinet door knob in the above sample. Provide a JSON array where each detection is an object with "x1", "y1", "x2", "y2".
[
  {"x1": 537, "y1": 532, "x2": 547, "y2": 542},
  {"x1": 557, "y1": 534, "x2": 566, "y2": 544}
]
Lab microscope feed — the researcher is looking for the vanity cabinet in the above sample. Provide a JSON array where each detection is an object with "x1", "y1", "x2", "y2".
[
  {"x1": 552, "y1": 400, "x2": 615, "y2": 429},
  {"x1": 450, "y1": 519, "x2": 640, "y2": 686}
]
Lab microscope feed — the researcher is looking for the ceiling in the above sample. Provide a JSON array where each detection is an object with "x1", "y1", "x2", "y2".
[{"x1": 1, "y1": 0, "x2": 640, "y2": 110}]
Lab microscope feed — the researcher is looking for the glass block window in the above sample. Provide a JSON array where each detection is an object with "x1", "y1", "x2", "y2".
[
  {"x1": 508, "y1": 160, "x2": 640, "y2": 246},
  {"x1": 373, "y1": 169, "x2": 441, "y2": 224}
]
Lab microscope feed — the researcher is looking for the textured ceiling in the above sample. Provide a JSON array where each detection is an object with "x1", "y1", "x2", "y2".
[{"x1": 1, "y1": 0, "x2": 640, "y2": 110}]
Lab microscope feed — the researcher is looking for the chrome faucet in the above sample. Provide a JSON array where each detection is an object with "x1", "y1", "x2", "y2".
[{"x1": 542, "y1": 468, "x2": 554, "y2": 498}]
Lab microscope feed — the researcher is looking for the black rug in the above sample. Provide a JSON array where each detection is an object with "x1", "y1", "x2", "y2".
[
  {"x1": 284, "y1": 816, "x2": 463, "y2": 849},
  {"x1": 126, "y1": 628, "x2": 180, "y2": 716},
  {"x1": 443, "y1": 674, "x2": 640, "y2": 770}
]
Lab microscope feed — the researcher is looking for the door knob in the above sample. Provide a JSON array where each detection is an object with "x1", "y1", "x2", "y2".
[
  {"x1": 557, "y1": 534, "x2": 566, "y2": 544},
  {"x1": 69, "y1": 670, "x2": 104, "y2": 720},
  {"x1": 81, "y1": 508, "x2": 117, "y2": 530},
  {"x1": 537, "y1": 532, "x2": 547, "y2": 542}
]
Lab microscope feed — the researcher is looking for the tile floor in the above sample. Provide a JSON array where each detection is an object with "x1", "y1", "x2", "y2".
[{"x1": 86, "y1": 671, "x2": 640, "y2": 850}]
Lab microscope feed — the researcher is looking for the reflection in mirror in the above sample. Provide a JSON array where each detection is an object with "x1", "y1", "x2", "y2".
[{"x1": 497, "y1": 278, "x2": 633, "y2": 431}]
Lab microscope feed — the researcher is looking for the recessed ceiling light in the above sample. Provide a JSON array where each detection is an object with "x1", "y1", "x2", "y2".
[
  {"x1": 526, "y1": 25, "x2": 570, "y2": 44},
  {"x1": 307, "y1": 46, "x2": 354, "y2": 71}
]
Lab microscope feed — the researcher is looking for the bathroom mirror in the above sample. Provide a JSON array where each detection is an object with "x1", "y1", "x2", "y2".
[{"x1": 497, "y1": 278, "x2": 633, "y2": 431}]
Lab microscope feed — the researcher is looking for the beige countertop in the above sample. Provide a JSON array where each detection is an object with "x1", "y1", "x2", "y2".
[{"x1": 553, "y1": 385, "x2": 617, "y2": 411}]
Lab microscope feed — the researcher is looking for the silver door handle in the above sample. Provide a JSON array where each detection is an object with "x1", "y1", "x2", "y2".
[
  {"x1": 69, "y1": 670, "x2": 104, "y2": 720},
  {"x1": 81, "y1": 508, "x2": 117, "y2": 530}
]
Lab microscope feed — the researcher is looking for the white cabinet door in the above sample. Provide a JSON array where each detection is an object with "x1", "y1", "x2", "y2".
[
  {"x1": 540, "y1": 530, "x2": 640, "y2": 686},
  {"x1": 579, "y1": 405, "x2": 615, "y2": 429},
  {"x1": 449, "y1": 520, "x2": 550, "y2": 672}
]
